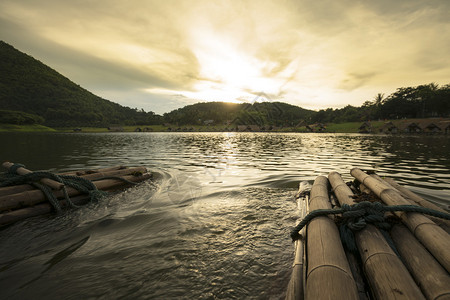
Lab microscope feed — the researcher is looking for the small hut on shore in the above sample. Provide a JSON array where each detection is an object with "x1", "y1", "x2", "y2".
[
  {"x1": 380, "y1": 121, "x2": 398, "y2": 134},
  {"x1": 306, "y1": 123, "x2": 326, "y2": 132},
  {"x1": 358, "y1": 122, "x2": 372, "y2": 133},
  {"x1": 399, "y1": 122, "x2": 422, "y2": 133},
  {"x1": 437, "y1": 121, "x2": 450, "y2": 134},
  {"x1": 423, "y1": 123, "x2": 442, "y2": 134}
]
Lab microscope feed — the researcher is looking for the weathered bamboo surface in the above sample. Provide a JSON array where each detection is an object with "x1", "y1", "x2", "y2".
[
  {"x1": 0, "y1": 164, "x2": 152, "y2": 226},
  {"x1": 0, "y1": 173, "x2": 151, "y2": 226},
  {"x1": 305, "y1": 176, "x2": 359, "y2": 300},
  {"x1": 286, "y1": 181, "x2": 311, "y2": 300},
  {"x1": 328, "y1": 172, "x2": 424, "y2": 300},
  {"x1": 351, "y1": 168, "x2": 450, "y2": 273},
  {"x1": 391, "y1": 224, "x2": 450, "y2": 300},
  {"x1": 0, "y1": 166, "x2": 146, "y2": 197},
  {"x1": 377, "y1": 175, "x2": 450, "y2": 231},
  {"x1": 288, "y1": 169, "x2": 449, "y2": 300},
  {"x1": 0, "y1": 168, "x2": 149, "y2": 212},
  {"x1": 2, "y1": 161, "x2": 64, "y2": 190}
]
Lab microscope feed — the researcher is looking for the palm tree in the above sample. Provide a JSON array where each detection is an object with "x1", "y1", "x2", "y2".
[{"x1": 374, "y1": 93, "x2": 385, "y2": 107}]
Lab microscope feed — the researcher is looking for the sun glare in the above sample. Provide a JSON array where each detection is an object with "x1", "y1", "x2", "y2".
[{"x1": 185, "y1": 28, "x2": 283, "y2": 103}]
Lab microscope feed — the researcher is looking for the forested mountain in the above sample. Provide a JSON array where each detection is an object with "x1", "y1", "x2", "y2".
[
  {"x1": 163, "y1": 101, "x2": 314, "y2": 126},
  {"x1": 0, "y1": 41, "x2": 161, "y2": 127}
]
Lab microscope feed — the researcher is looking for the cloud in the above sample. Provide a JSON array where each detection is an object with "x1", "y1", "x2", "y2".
[{"x1": 1, "y1": 0, "x2": 449, "y2": 113}]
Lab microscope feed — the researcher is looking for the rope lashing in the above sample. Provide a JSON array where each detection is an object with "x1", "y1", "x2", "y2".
[
  {"x1": 290, "y1": 201, "x2": 450, "y2": 242},
  {"x1": 0, "y1": 163, "x2": 110, "y2": 213}
]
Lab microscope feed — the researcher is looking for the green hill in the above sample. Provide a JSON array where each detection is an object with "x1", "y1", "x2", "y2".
[
  {"x1": 0, "y1": 41, "x2": 160, "y2": 127},
  {"x1": 163, "y1": 101, "x2": 314, "y2": 126}
]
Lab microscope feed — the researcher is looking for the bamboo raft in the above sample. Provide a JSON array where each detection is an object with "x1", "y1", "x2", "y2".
[
  {"x1": 286, "y1": 168, "x2": 450, "y2": 300},
  {"x1": 0, "y1": 162, "x2": 152, "y2": 226}
]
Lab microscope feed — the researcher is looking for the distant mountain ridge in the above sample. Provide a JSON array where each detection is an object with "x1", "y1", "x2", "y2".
[
  {"x1": 162, "y1": 101, "x2": 314, "y2": 126},
  {"x1": 0, "y1": 41, "x2": 160, "y2": 127}
]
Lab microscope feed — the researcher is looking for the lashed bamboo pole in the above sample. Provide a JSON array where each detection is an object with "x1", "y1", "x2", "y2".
[
  {"x1": 305, "y1": 176, "x2": 358, "y2": 300},
  {"x1": 286, "y1": 181, "x2": 311, "y2": 300},
  {"x1": 328, "y1": 172, "x2": 425, "y2": 300},
  {"x1": 0, "y1": 173, "x2": 151, "y2": 212},
  {"x1": 59, "y1": 165, "x2": 126, "y2": 176},
  {"x1": 380, "y1": 176, "x2": 450, "y2": 231},
  {"x1": 2, "y1": 161, "x2": 64, "y2": 190},
  {"x1": 0, "y1": 194, "x2": 90, "y2": 226},
  {"x1": 0, "y1": 173, "x2": 151, "y2": 226},
  {"x1": 351, "y1": 168, "x2": 450, "y2": 273},
  {"x1": 0, "y1": 167, "x2": 146, "y2": 197},
  {"x1": 390, "y1": 224, "x2": 450, "y2": 300},
  {"x1": 369, "y1": 174, "x2": 446, "y2": 213},
  {"x1": 79, "y1": 167, "x2": 147, "y2": 181},
  {"x1": 0, "y1": 184, "x2": 35, "y2": 197}
]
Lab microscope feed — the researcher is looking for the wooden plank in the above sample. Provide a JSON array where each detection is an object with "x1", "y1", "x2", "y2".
[
  {"x1": 351, "y1": 168, "x2": 450, "y2": 273},
  {"x1": 329, "y1": 172, "x2": 425, "y2": 300},
  {"x1": 305, "y1": 176, "x2": 358, "y2": 300},
  {"x1": 391, "y1": 224, "x2": 450, "y2": 300}
]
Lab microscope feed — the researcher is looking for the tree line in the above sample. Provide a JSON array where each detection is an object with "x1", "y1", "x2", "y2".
[{"x1": 310, "y1": 83, "x2": 450, "y2": 124}]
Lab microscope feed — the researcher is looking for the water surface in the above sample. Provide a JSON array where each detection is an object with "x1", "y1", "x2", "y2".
[{"x1": 0, "y1": 132, "x2": 449, "y2": 299}]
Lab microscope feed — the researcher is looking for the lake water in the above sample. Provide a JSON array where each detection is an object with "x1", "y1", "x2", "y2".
[{"x1": 0, "y1": 132, "x2": 449, "y2": 299}]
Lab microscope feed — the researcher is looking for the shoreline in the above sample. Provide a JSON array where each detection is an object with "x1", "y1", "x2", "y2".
[{"x1": 1, "y1": 118, "x2": 449, "y2": 134}]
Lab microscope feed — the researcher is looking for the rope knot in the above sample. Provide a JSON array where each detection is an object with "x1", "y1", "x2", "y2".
[{"x1": 340, "y1": 201, "x2": 388, "y2": 231}]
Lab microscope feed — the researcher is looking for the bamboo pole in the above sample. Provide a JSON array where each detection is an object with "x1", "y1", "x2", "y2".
[
  {"x1": 0, "y1": 194, "x2": 91, "y2": 226},
  {"x1": 79, "y1": 167, "x2": 147, "y2": 181},
  {"x1": 0, "y1": 167, "x2": 146, "y2": 197},
  {"x1": 0, "y1": 173, "x2": 151, "y2": 226},
  {"x1": 328, "y1": 172, "x2": 425, "y2": 300},
  {"x1": 0, "y1": 184, "x2": 35, "y2": 197},
  {"x1": 351, "y1": 168, "x2": 450, "y2": 273},
  {"x1": 372, "y1": 175, "x2": 448, "y2": 213},
  {"x1": 58, "y1": 165, "x2": 127, "y2": 176},
  {"x1": 390, "y1": 224, "x2": 450, "y2": 300},
  {"x1": 0, "y1": 173, "x2": 151, "y2": 212},
  {"x1": 2, "y1": 161, "x2": 64, "y2": 190},
  {"x1": 286, "y1": 181, "x2": 311, "y2": 300},
  {"x1": 337, "y1": 182, "x2": 371, "y2": 298},
  {"x1": 305, "y1": 176, "x2": 359, "y2": 300},
  {"x1": 380, "y1": 176, "x2": 450, "y2": 231}
]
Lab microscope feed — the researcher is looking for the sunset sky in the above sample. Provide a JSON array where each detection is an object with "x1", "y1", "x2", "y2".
[{"x1": 1, "y1": 0, "x2": 449, "y2": 114}]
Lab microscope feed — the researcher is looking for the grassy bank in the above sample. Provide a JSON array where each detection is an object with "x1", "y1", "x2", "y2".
[
  {"x1": 0, "y1": 124, "x2": 56, "y2": 132},
  {"x1": 325, "y1": 121, "x2": 384, "y2": 133}
]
